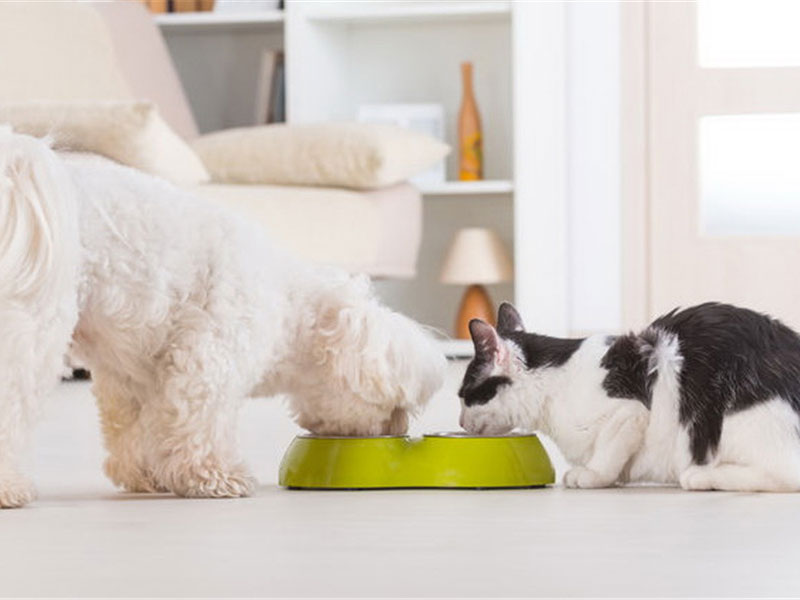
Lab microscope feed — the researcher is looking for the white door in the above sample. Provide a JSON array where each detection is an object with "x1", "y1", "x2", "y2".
[{"x1": 647, "y1": 1, "x2": 800, "y2": 328}]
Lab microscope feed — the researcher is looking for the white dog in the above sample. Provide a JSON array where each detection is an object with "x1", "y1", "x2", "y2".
[{"x1": 0, "y1": 129, "x2": 446, "y2": 507}]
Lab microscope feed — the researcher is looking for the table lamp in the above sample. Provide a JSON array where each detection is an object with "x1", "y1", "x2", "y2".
[{"x1": 440, "y1": 227, "x2": 513, "y2": 339}]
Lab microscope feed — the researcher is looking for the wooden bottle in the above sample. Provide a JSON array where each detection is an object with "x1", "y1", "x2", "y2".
[{"x1": 458, "y1": 61, "x2": 483, "y2": 181}]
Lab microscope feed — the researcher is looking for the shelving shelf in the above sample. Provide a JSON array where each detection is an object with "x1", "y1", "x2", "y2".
[
  {"x1": 419, "y1": 180, "x2": 513, "y2": 197},
  {"x1": 154, "y1": 11, "x2": 284, "y2": 31},
  {"x1": 305, "y1": 1, "x2": 511, "y2": 26}
]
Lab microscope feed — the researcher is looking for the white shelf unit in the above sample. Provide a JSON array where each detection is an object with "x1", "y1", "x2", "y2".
[
  {"x1": 304, "y1": 1, "x2": 510, "y2": 25},
  {"x1": 419, "y1": 180, "x2": 513, "y2": 197},
  {"x1": 287, "y1": 3, "x2": 514, "y2": 183},
  {"x1": 159, "y1": 1, "x2": 567, "y2": 338},
  {"x1": 155, "y1": 11, "x2": 284, "y2": 31},
  {"x1": 286, "y1": 1, "x2": 518, "y2": 334}
]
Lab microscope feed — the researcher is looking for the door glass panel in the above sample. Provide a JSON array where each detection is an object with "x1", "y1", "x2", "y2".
[
  {"x1": 698, "y1": 0, "x2": 800, "y2": 68},
  {"x1": 700, "y1": 114, "x2": 800, "y2": 235}
]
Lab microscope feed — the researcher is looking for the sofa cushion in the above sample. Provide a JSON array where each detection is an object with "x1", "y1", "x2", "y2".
[
  {"x1": 193, "y1": 182, "x2": 422, "y2": 277},
  {"x1": 0, "y1": 101, "x2": 209, "y2": 185},
  {"x1": 192, "y1": 123, "x2": 450, "y2": 190}
]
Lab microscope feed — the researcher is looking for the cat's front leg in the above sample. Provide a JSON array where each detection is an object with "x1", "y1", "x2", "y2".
[{"x1": 564, "y1": 401, "x2": 648, "y2": 489}]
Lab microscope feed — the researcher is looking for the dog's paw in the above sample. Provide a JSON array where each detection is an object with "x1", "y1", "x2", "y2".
[
  {"x1": 168, "y1": 464, "x2": 257, "y2": 499},
  {"x1": 563, "y1": 467, "x2": 610, "y2": 489},
  {"x1": 0, "y1": 473, "x2": 36, "y2": 508},
  {"x1": 679, "y1": 466, "x2": 714, "y2": 491},
  {"x1": 104, "y1": 458, "x2": 168, "y2": 493}
]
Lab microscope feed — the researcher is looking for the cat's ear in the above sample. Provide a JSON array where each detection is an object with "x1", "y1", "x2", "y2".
[
  {"x1": 497, "y1": 302, "x2": 525, "y2": 334},
  {"x1": 469, "y1": 319, "x2": 502, "y2": 359}
]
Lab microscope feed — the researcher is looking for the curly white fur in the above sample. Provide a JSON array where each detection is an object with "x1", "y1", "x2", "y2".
[{"x1": 0, "y1": 130, "x2": 445, "y2": 507}]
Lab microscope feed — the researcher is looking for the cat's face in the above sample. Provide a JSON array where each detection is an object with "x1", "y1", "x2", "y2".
[{"x1": 458, "y1": 303, "x2": 533, "y2": 435}]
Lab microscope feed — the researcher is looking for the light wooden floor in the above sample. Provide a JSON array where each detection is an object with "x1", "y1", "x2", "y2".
[{"x1": 3, "y1": 371, "x2": 800, "y2": 597}]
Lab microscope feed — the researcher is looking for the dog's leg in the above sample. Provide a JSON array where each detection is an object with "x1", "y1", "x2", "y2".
[
  {"x1": 0, "y1": 356, "x2": 37, "y2": 508},
  {"x1": 0, "y1": 310, "x2": 72, "y2": 508},
  {"x1": 145, "y1": 385, "x2": 255, "y2": 498},
  {"x1": 93, "y1": 371, "x2": 166, "y2": 493},
  {"x1": 0, "y1": 128, "x2": 81, "y2": 507},
  {"x1": 145, "y1": 334, "x2": 256, "y2": 498}
]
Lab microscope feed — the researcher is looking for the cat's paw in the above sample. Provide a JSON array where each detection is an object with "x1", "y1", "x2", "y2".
[
  {"x1": 679, "y1": 466, "x2": 714, "y2": 491},
  {"x1": 563, "y1": 467, "x2": 610, "y2": 489}
]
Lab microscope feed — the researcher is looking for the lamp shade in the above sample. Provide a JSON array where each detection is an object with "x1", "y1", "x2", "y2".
[{"x1": 440, "y1": 227, "x2": 513, "y2": 285}]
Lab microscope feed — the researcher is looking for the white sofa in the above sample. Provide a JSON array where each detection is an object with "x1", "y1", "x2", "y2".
[{"x1": 0, "y1": 2, "x2": 422, "y2": 278}]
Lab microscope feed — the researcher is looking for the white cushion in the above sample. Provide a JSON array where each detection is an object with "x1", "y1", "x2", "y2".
[
  {"x1": 0, "y1": 101, "x2": 209, "y2": 185},
  {"x1": 192, "y1": 123, "x2": 450, "y2": 190}
]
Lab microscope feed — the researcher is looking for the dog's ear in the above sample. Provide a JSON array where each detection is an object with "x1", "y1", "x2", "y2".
[{"x1": 497, "y1": 302, "x2": 525, "y2": 334}]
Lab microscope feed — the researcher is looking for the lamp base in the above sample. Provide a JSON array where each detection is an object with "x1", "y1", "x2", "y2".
[{"x1": 455, "y1": 284, "x2": 495, "y2": 340}]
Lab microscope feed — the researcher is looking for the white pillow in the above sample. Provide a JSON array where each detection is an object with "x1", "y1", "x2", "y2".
[
  {"x1": 192, "y1": 123, "x2": 450, "y2": 190},
  {"x1": 0, "y1": 101, "x2": 209, "y2": 185}
]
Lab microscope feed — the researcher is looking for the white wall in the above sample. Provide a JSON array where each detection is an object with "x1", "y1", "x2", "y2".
[
  {"x1": 512, "y1": 2, "x2": 622, "y2": 337},
  {"x1": 565, "y1": 2, "x2": 622, "y2": 334}
]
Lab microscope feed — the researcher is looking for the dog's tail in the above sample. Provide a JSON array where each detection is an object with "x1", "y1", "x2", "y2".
[{"x1": 0, "y1": 127, "x2": 79, "y2": 304}]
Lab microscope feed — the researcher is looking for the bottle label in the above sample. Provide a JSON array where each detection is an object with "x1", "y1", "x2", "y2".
[{"x1": 459, "y1": 132, "x2": 483, "y2": 181}]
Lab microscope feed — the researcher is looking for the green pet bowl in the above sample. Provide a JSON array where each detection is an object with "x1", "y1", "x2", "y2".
[{"x1": 278, "y1": 432, "x2": 555, "y2": 489}]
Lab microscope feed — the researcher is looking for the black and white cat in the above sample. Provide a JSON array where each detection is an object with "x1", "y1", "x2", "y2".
[{"x1": 458, "y1": 302, "x2": 800, "y2": 492}]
